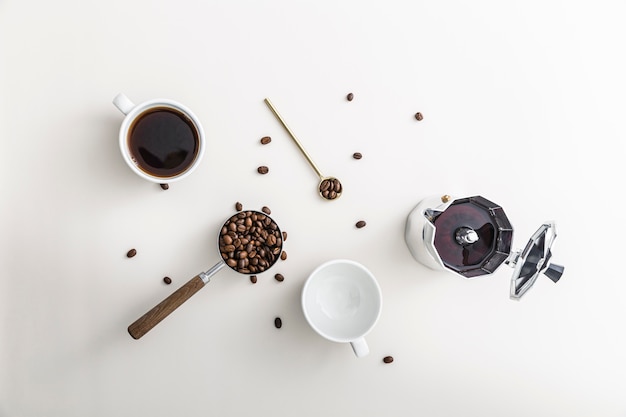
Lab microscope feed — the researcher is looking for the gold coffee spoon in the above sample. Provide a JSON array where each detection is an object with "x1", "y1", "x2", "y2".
[{"x1": 264, "y1": 98, "x2": 342, "y2": 201}]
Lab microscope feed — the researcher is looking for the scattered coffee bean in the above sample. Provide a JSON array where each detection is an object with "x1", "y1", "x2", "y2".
[
  {"x1": 414, "y1": 112, "x2": 424, "y2": 121},
  {"x1": 280, "y1": 251, "x2": 287, "y2": 261},
  {"x1": 262, "y1": 206, "x2": 271, "y2": 215},
  {"x1": 274, "y1": 273, "x2": 284, "y2": 282},
  {"x1": 356, "y1": 220, "x2": 367, "y2": 228},
  {"x1": 274, "y1": 317, "x2": 282, "y2": 329},
  {"x1": 352, "y1": 152, "x2": 362, "y2": 160},
  {"x1": 219, "y1": 210, "x2": 283, "y2": 274},
  {"x1": 260, "y1": 136, "x2": 272, "y2": 145},
  {"x1": 160, "y1": 183, "x2": 169, "y2": 190},
  {"x1": 319, "y1": 178, "x2": 342, "y2": 200},
  {"x1": 250, "y1": 275, "x2": 257, "y2": 284},
  {"x1": 282, "y1": 231, "x2": 288, "y2": 241},
  {"x1": 257, "y1": 166, "x2": 269, "y2": 174},
  {"x1": 383, "y1": 356, "x2": 394, "y2": 364},
  {"x1": 126, "y1": 249, "x2": 137, "y2": 258},
  {"x1": 346, "y1": 93, "x2": 354, "y2": 101},
  {"x1": 235, "y1": 202, "x2": 243, "y2": 211},
  {"x1": 163, "y1": 276, "x2": 172, "y2": 285}
]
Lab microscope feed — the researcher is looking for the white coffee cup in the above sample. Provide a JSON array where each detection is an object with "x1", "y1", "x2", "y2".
[
  {"x1": 112, "y1": 93, "x2": 205, "y2": 183},
  {"x1": 302, "y1": 259, "x2": 382, "y2": 358}
]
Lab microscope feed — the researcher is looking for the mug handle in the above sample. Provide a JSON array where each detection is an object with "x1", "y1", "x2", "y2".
[
  {"x1": 113, "y1": 93, "x2": 135, "y2": 115},
  {"x1": 350, "y1": 337, "x2": 370, "y2": 358}
]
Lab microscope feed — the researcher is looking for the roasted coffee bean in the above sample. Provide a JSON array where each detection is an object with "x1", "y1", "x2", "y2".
[
  {"x1": 333, "y1": 178, "x2": 342, "y2": 192},
  {"x1": 267, "y1": 234, "x2": 277, "y2": 246},
  {"x1": 160, "y1": 183, "x2": 169, "y2": 190},
  {"x1": 260, "y1": 136, "x2": 272, "y2": 145},
  {"x1": 352, "y1": 152, "x2": 362, "y2": 160},
  {"x1": 383, "y1": 356, "x2": 394, "y2": 364},
  {"x1": 262, "y1": 206, "x2": 271, "y2": 215},
  {"x1": 280, "y1": 251, "x2": 287, "y2": 261},
  {"x1": 274, "y1": 273, "x2": 284, "y2": 282},
  {"x1": 257, "y1": 166, "x2": 269, "y2": 174},
  {"x1": 346, "y1": 93, "x2": 354, "y2": 101},
  {"x1": 250, "y1": 275, "x2": 257, "y2": 284},
  {"x1": 126, "y1": 249, "x2": 137, "y2": 258},
  {"x1": 163, "y1": 276, "x2": 172, "y2": 285},
  {"x1": 274, "y1": 317, "x2": 282, "y2": 328},
  {"x1": 282, "y1": 231, "x2": 288, "y2": 241},
  {"x1": 356, "y1": 220, "x2": 367, "y2": 228},
  {"x1": 235, "y1": 201, "x2": 243, "y2": 211},
  {"x1": 414, "y1": 112, "x2": 424, "y2": 121}
]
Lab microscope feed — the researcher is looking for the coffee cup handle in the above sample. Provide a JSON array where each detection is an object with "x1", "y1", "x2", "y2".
[
  {"x1": 350, "y1": 337, "x2": 370, "y2": 358},
  {"x1": 113, "y1": 93, "x2": 135, "y2": 115}
]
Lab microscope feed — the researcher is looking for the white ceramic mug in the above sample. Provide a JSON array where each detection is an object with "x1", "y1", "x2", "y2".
[
  {"x1": 302, "y1": 259, "x2": 382, "y2": 358},
  {"x1": 112, "y1": 93, "x2": 205, "y2": 183}
]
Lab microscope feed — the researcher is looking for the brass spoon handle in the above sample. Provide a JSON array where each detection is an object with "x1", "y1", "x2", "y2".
[{"x1": 264, "y1": 98, "x2": 323, "y2": 179}]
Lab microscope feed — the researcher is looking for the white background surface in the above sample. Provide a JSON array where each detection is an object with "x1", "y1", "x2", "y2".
[{"x1": 1, "y1": 1, "x2": 625, "y2": 416}]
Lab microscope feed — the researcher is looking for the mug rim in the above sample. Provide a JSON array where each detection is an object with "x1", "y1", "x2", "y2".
[
  {"x1": 301, "y1": 259, "x2": 382, "y2": 343},
  {"x1": 118, "y1": 98, "x2": 206, "y2": 183}
]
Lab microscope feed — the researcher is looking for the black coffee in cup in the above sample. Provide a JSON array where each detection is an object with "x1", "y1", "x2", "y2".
[{"x1": 128, "y1": 107, "x2": 200, "y2": 178}]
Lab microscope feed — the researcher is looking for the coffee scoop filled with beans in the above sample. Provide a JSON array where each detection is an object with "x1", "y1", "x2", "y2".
[
  {"x1": 264, "y1": 98, "x2": 342, "y2": 200},
  {"x1": 128, "y1": 209, "x2": 283, "y2": 340}
]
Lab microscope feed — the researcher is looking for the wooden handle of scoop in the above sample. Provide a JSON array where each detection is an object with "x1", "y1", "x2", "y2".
[{"x1": 128, "y1": 275, "x2": 206, "y2": 340}]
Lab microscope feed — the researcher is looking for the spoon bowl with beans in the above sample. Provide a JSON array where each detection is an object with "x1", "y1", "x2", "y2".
[{"x1": 264, "y1": 98, "x2": 342, "y2": 200}]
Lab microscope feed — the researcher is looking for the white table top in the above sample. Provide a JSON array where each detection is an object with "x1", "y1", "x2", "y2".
[{"x1": 2, "y1": 1, "x2": 625, "y2": 416}]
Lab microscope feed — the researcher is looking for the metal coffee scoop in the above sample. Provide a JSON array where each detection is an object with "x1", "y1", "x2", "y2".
[
  {"x1": 127, "y1": 210, "x2": 284, "y2": 339},
  {"x1": 264, "y1": 98, "x2": 342, "y2": 200}
]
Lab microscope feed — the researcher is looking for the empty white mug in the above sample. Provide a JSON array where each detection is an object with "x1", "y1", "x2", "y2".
[{"x1": 302, "y1": 259, "x2": 382, "y2": 358}]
